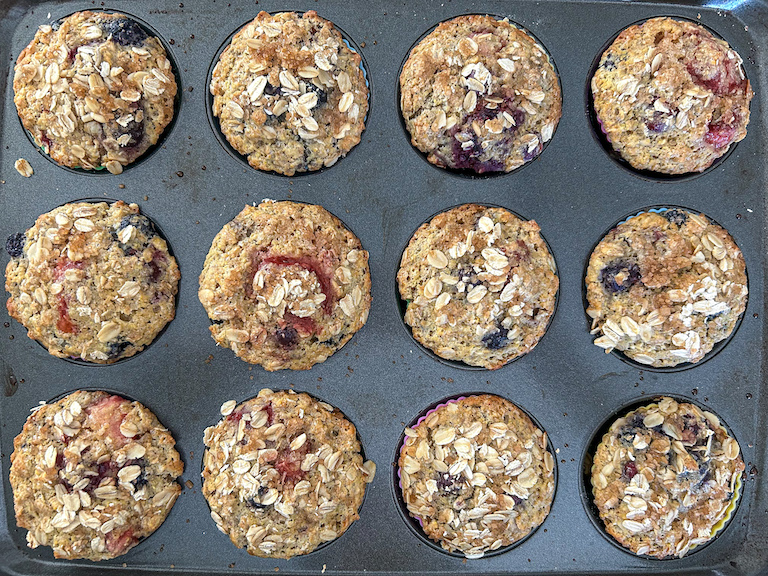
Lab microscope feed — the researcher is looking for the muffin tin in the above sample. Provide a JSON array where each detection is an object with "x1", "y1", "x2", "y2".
[{"x1": 0, "y1": 0, "x2": 766, "y2": 575}]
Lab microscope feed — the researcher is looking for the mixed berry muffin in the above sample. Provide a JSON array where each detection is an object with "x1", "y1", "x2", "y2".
[
  {"x1": 210, "y1": 11, "x2": 368, "y2": 176},
  {"x1": 398, "y1": 395, "x2": 555, "y2": 558},
  {"x1": 202, "y1": 389, "x2": 376, "y2": 558},
  {"x1": 10, "y1": 390, "x2": 183, "y2": 560},
  {"x1": 397, "y1": 204, "x2": 558, "y2": 369},
  {"x1": 591, "y1": 17, "x2": 753, "y2": 174},
  {"x1": 399, "y1": 15, "x2": 561, "y2": 173},
  {"x1": 586, "y1": 209, "x2": 747, "y2": 367},
  {"x1": 13, "y1": 11, "x2": 177, "y2": 174},
  {"x1": 198, "y1": 200, "x2": 371, "y2": 371},
  {"x1": 591, "y1": 397, "x2": 744, "y2": 558},
  {"x1": 5, "y1": 201, "x2": 180, "y2": 363}
]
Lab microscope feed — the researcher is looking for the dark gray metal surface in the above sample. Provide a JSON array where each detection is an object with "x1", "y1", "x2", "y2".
[{"x1": 0, "y1": 0, "x2": 766, "y2": 574}]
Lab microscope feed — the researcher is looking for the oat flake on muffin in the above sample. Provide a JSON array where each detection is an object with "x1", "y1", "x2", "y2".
[{"x1": 13, "y1": 11, "x2": 177, "y2": 173}]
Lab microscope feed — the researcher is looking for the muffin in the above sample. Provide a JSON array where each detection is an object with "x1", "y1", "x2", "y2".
[
  {"x1": 398, "y1": 395, "x2": 555, "y2": 558},
  {"x1": 210, "y1": 11, "x2": 368, "y2": 176},
  {"x1": 397, "y1": 204, "x2": 558, "y2": 369},
  {"x1": 591, "y1": 397, "x2": 744, "y2": 558},
  {"x1": 591, "y1": 17, "x2": 753, "y2": 174},
  {"x1": 198, "y1": 200, "x2": 371, "y2": 371},
  {"x1": 5, "y1": 201, "x2": 180, "y2": 363},
  {"x1": 399, "y1": 15, "x2": 561, "y2": 173},
  {"x1": 10, "y1": 390, "x2": 183, "y2": 560},
  {"x1": 13, "y1": 11, "x2": 177, "y2": 174},
  {"x1": 586, "y1": 208, "x2": 747, "y2": 367},
  {"x1": 202, "y1": 389, "x2": 376, "y2": 559}
]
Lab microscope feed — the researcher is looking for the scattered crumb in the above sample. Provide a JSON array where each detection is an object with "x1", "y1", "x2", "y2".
[{"x1": 185, "y1": 480, "x2": 194, "y2": 489}]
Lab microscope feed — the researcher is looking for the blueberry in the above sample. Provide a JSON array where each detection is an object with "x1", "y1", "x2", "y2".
[
  {"x1": 664, "y1": 209, "x2": 689, "y2": 227},
  {"x1": 599, "y1": 260, "x2": 641, "y2": 294},
  {"x1": 264, "y1": 83, "x2": 281, "y2": 97},
  {"x1": 601, "y1": 52, "x2": 617, "y2": 71},
  {"x1": 522, "y1": 139, "x2": 543, "y2": 162},
  {"x1": 113, "y1": 109, "x2": 145, "y2": 150},
  {"x1": 436, "y1": 472, "x2": 463, "y2": 495},
  {"x1": 275, "y1": 326, "x2": 298, "y2": 348},
  {"x1": 482, "y1": 327, "x2": 509, "y2": 350},
  {"x1": 107, "y1": 339, "x2": 131, "y2": 360},
  {"x1": 305, "y1": 83, "x2": 327, "y2": 105},
  {"x1": 645, "y1": 110, "x2": 669, "y2": 134},
  {"x1": 457, "y1": 266, "x2": 481, "y2": 290},
  {"x1": 103, "y1": 18, "x2": 148, "y2": 47},
  {"x1": 705, "y1": 310, "x2": 725, "y2": 323},
  {"x1": 246, "y1": 497, "x2": 267, "y2": 510},
  {"x1": 118, "y1": 214, "x2": 157, "y2": 240},
  {"x1": 5, "y1": 233, "x2": 25, "y2": 258}
]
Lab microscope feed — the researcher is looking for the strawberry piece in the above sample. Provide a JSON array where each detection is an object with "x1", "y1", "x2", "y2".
[{"x1": 86, "y1": 395, "x2": 130, "y2": 446}]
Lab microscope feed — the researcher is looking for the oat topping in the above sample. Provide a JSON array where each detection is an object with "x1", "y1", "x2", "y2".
[
  {"x1": 198, "y1": 200, "x2": 370, "y2": 371},
  {"x1": 13, "y1": 11, "x2": 177, "y2": 171},
  {"x1": 591, "y1": 17, "x2": 753, "y2": 174},
  {"x1": 586, "y1": 209, "x2": 747, "y2": 367},
  {"x1": 400, "y1": 15, "x2": 561, "y2": 173},
  {"x1": 398, "y1": 204, "x2": 558, "y2": 369},
  {"x1": 399, "y1": 395, "x2": 554, "y2": 558},
  {"x1": 5, "y1": 201, "x2": 179, "y2": 363},
  {"x1": 591, "y1": 398, "x2": 744, "y2": 558},
  {"x1": 10, "y1": 391, "x2": 183, "y2": 560},
  {"x1": 202, "y1": 389, "x2": 374, "y2": 559},
  {"x1": 210, "y1": 11, "x2": 368, "y2": 175}
]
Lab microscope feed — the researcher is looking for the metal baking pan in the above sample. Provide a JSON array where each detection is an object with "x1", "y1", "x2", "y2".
[{"x1": 0, "y1": 0, "x2": 766, "y2": 574}]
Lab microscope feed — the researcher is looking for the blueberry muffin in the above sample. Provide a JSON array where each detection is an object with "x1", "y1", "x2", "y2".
[
  {"x1": 5, "y1": 201, "x2": 179, "y2": 363},
  {"x1": 591, "y1": 397, "x2": 744, "y2": 558},
  {"x1": 198, "y1": 200, "x2": 371, "y2": 371},
  {"x1": 202, "y1": 389, "x2": 376, "y2": 558},
  {"x1": 397, "y1": 204, "x2": 558, "y2": 369},
  {"x1": 586, "y1": 209, "x2": 747, "y2": 367},
  {"x1": 400, "y1": 15, "x2": 561, "y2": 173},
  {"x1": 210, "y1": 11, "x2": 368, "y2": 176},
  {"x1": 10, "y1": 391, "x2": 183, "y2": 560},
  {"x1": 13, "y1": 11, "x2": 177, "y2": 174},
  {"x1": 591, "y1": 17, "x2": 753, "y2": 174},
  {"x1": 399, "y1": 395, "x2": 555, "y2": 558}
]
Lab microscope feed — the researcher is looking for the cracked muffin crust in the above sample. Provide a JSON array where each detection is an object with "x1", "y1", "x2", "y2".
[
  {"x1": 398, "y1": 395, "x2": 555, "y2": 558},
  {"x1": 202, "y1": 389, "x2": 375, "y2": 559},
  {"x1": 210, "y1": 11, "x2": 368, "y2": 176},
  {"x1": 586, "y1": 209, "x2": 747, "y2": 367},
  {"x1": 397, "y1": 204, "x2": 558, "y2": 369},
  {"x1": 13, "y1": 11, "x2": 177, "y2": 174},
  {"x1": 399, "y1": 15, "x2": 561, "y2": 173},
  {"x1": 5, "y1": 201, "x2": 180, "y2": 363},
  {"x1": 591, "y1": 397, "x2": 744, "y2": 558},
  {"x1": 10, "y1": 391, "x2": 183, "y2": 560},
  {"x1": 198, "y1": 200, "x2": 371, "y2": 371},
  {"x1": 591, "y1": 17, "x2": 753, "y2": 174}
]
